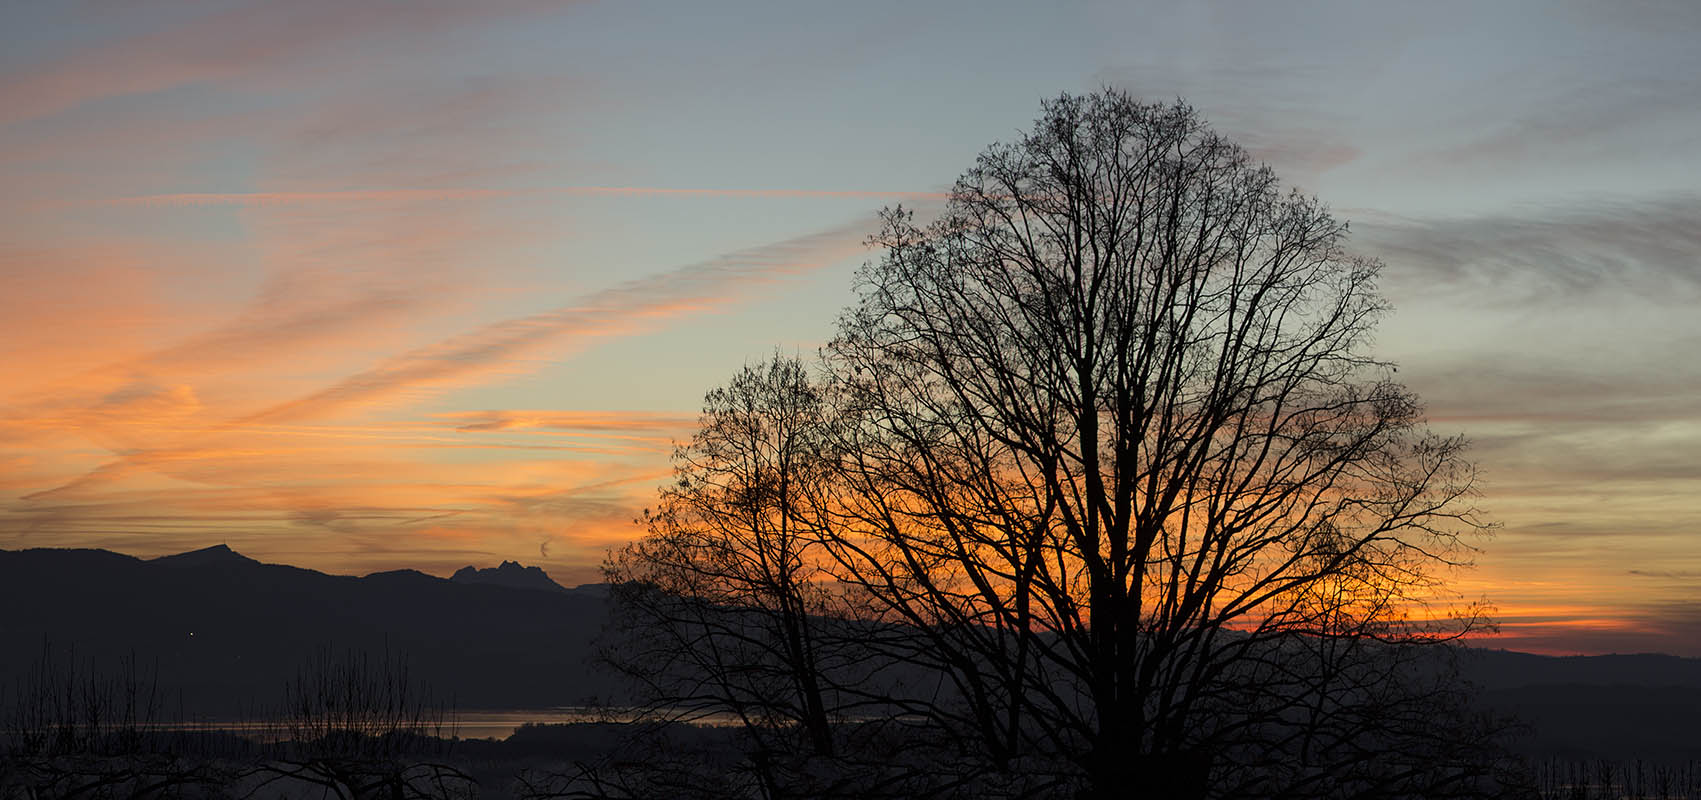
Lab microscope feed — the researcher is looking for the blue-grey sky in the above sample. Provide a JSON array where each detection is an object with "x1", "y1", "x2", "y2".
[{"x1": 2, "y1": 0, "x2": 1698, "y2": 655}]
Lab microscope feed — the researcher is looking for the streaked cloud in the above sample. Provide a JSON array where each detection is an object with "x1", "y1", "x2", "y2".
[
  {"x1": 440, "y1": 410, "x2": 696, "y2": 435},
  {"x1": 1629, "y1": 570, "x2": 1701, "y2": 580},
  {"x1": 244, "y1": 221, "x2": 869, "y2": 425},
  {"x1": 1485, "y1": 600, "x2": 1701, "y2": 657},
  {"x1": 0, "y1": 1, "x2": 569, "y2": 128},
  {"x1": 1362, "y1": 193, "x2": 1701, "y2": 301},
  {"x1": 117, "y1": 187, "x2": 949, "y2": 207},
  {"x1": 3, "y1": 217, "x2": 869, "y2": 580}
]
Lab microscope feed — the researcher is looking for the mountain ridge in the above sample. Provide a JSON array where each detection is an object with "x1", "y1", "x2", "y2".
[
  {"x1": 2, "y1": 544, "x2": 1698, "y2": 761},
  {"x1": 0, "y1": 545, "x2": 617, "y2": 714}
]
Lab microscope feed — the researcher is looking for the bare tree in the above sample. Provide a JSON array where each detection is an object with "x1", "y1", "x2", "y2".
[
  {"x1": 600, "y1": 91, "x2": 1505, "y2": 799},
  {"x1": 602, "y1": 356, "x2": 847, "y2": 765},
  {"x1": 596, "y1": 357, "x2": 977, "y2": 798},
  {"x1": 818, "y1": 90, "x2": 1496, "y2": 798},
  {"x1": 0, "y1": 642, "x2": 228, "y2": 799},
  {"x1": 246, "y1": 647, "x2": 472, "y2": 800}
]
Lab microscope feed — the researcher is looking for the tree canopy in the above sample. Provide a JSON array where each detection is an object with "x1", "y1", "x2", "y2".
[{"x1": 605, "y1": 89, "x2": 1499, "y2": 800}]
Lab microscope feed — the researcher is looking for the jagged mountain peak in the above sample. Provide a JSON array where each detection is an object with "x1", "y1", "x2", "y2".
[{"x1": 450, "y1": 560, "x2": 568, "y2": 593}]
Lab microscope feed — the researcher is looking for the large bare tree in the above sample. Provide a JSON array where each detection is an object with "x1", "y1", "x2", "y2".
[
  {"x1": 821, "y1": 90, "x2": 1493, "y2": 799},
  {"x1": 603, "y1": 91, "x2": 1501, "y2": 799}
]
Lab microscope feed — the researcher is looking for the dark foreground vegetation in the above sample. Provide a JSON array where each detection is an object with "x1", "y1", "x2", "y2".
[
  {"x1": 1524, "y1": 759, "x2": 1701, "y2": 800},
  {"x1": 2, "y1": 645, "x2": 1698, "y2": 799},
  {"x1": 0, "y1": 645, "x2": 474, "y2": 799}
]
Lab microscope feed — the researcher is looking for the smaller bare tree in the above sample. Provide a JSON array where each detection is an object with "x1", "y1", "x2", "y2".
[
  {"x1": 598, "y1": 354, "x2": 881, "y2": 795},
  {"x1": 0, "y1": 642, "x2": 226, "y2": 799},
  {"x1": 246, "y1": 647, "x2": 473, "y2": 800}
]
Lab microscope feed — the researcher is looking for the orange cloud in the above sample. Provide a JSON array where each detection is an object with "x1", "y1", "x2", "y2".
[
  {"x1": 0, "y1": 245, "x2": 200, "y2": 391},
  {"x1": 439, "y1": 410, "x2": 696, "y2": 435},
  {"x1": 3, "y1": 209, "x2": 866, "y2": 585}
]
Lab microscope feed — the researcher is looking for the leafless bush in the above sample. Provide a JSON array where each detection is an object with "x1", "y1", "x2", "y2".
[
  {"x1": 0, "y1": 642, "x2": 230, "y2": 799},
  {"x1": 1529, "y1": 758, "x2": 1701, "y2": 800},
  {"x1": 243, "y1": 647, "x2": 474, "y2": 800}
]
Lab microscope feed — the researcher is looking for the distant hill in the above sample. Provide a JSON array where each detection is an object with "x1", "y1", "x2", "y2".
[
  {"x1": 1452, "y1": 648, "x2": 1701, "y2": 760},
  {"x1": 1458, "y1": 647, "x2": 1701, "y2": 690},
  {"x1": 2, "y1": 545, "x2": 1698, "y2": 761},
  {"x1": 0, "y1": 545, "x2": 621, "y2": 714}
]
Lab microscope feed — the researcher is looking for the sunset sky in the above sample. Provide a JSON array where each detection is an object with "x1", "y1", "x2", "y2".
[{"x1": 2, "y1": 0, "x2": 1698, "y2": 657}]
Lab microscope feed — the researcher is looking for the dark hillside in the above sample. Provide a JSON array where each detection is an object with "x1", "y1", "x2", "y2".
[
  {"x1": 5, "y1": 543, "x2": 1699, "y2": 766},
  {"x1": 0, "y1": 546, "x2": 620, "y2": 714}
]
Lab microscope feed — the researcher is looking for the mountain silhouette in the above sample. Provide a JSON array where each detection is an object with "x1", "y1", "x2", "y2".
[
  {"x1": 450, "y1": 561, "x2": 569, "y2": 594},
  {"x1": 0, "y1": 546, "x2": 621, "y2": 715},
  {"x1": 2, "y1": 544, "x2": 1697, "y2": 762}
]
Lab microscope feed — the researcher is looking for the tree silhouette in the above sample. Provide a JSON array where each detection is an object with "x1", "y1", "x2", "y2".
[
  {"x1": 602, "y1": 356, "x2": 866, "y2": 792},
  {"x1": 605, "y1": 89, "x2": 1504, "y2": 799}
]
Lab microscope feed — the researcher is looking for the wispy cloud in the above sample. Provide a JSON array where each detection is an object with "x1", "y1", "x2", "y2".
[
  {"x1": 1486, "y1": 601, "x2": 1701, "y2": 657},
  {"x1": 9, "y1": 219, "x2": 869, "y2": 520},
  {"x1": 1403, "y1": 73, "x2": 1701, "y2": 175},
  {"x1": 440, "y1": 410, "x2": 697, "y2": 435},
  {"x1": 116, "y1": 186, "x2": 948, "y2": 207},
  {"x1": 0, "y1": 1, "x2": 570, "y2": 128},
  {"x1": 1416, "y1": 357, "x2": 1701, "y2": 427},
  {"x1": 1359, "y1": 193, "x2": 1701, "y2": 301},
  {"x1": 244, "y1": 221, "x2": 869, "y2": 425},
  {"x1": 3, "y1": 431, "x2": 663, "y2": 580},
  {"x1": 0, "y1": 2, "x2": 882, "y2": 582},
  {"x1": 1097, "y1": 60, "x2": 1370, "y2": 181}
]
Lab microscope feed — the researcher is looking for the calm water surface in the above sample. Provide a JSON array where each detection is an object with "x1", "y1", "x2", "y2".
[{"x1": 151, "y1": 708, "x2": 741, "y2": 741}]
